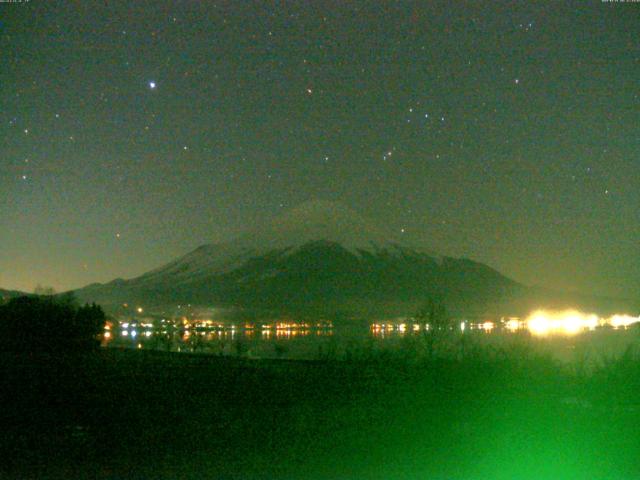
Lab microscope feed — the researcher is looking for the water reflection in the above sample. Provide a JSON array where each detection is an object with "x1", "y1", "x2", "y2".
[
  {"x1": 369, "y1": 310, "x2": 640, "y2": 338},
  {"x1": 102, "y1": 310, "x2": 639, "y2": 361},
  {"x1": 103, "y1": 320, "x2": 335, "y2": 358}
]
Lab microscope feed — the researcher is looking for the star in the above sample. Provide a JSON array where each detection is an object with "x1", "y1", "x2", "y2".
[{"x1": 149, "y1": 81, "x2": 157, "y2": 89}]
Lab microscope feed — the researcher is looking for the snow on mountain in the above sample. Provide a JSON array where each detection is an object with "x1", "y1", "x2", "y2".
[
  {"x1": 247, "y1": 200, "x2": 396, "y2": 253},
  {"x1": 74, "y1": 200, "x2": 528, "y2": 317},
  {"x1": 72, "y1": 200, "x2": 638, "y2": 318},
  {"x1": 135, "y1": 200, "x2": 437, "y2": 287}
]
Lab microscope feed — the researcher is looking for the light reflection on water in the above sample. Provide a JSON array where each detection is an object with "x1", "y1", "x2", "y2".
[
  {"x1": 102, "y1": 312, "x2": 640, "y2": 364},
  {"x1": 104, "y1": 324, "x2": 336, "y2": 359},
  {"x1": 370, "y1": 311, "x2": 640, "y2": 338}
]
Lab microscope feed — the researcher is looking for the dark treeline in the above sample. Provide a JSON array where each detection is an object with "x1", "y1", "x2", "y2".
[
  {"x1": 2, "y1": 294, "x2": 640, "y2": 478},
  {"x1": 2, "y1": 339, "x2": 640, "y2": 479},
  {"x1": 0, "y1": 294, "x2": 106, "y2": 353}
]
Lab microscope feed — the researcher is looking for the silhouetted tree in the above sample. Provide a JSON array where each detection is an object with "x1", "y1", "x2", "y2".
[
  {"x1": 74, "y1": 302, "x2": 107, "y2": 349},
  {"x1": 415, "y1": 297, "x2": 450, "y2": 330},
  {"x1": 0, "y1": 295, "x2": 106, "y2": 353},
  {"x1": 34, "y1": 284, "x2": 56, "y2": 296},
  {"x1": 416, "y1": 297, "x2": 452, "y2": 359}
]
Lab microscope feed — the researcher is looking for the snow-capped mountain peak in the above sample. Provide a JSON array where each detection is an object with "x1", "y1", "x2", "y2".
[
  {"x1": 135, "y1": 200, "x2": 432, "y2": 284},
  {"x1": 242, "y1": 199, "x2": 395, "y2": 253}
]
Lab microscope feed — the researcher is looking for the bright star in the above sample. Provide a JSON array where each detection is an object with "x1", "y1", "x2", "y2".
[{"x1": 149, "y1": 81, "x2": 157, "y2": 89}]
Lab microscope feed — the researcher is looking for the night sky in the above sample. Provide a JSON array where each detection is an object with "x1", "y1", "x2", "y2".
[{"x1": 1, "y1": 1, "x2": 638, "y2": 298}]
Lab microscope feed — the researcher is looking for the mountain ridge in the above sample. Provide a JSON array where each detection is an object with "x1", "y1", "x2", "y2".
[{"x1": 72, "y1": 200, "x2": 636, "y2": 319}]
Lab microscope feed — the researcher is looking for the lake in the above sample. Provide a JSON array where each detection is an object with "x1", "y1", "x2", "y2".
[{"x1": 103, "y1": 317, "x2": 640, "y2": 366}]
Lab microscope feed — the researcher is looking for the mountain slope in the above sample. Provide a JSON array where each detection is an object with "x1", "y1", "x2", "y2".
[
  {"x1": 74, "y1": 200, "x2": 526, "y2": 318},
  {"x1": 134, "y1": 200, "x2": 435, "y2": 286}
]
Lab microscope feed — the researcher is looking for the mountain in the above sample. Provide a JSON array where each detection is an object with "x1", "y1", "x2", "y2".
[{"x1": 74, "y1": 200, "x2": 634, "y2": 320}]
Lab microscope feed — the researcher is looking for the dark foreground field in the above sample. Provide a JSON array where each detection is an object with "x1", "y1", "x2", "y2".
[{"x1": 2, "y1": 341, "x2": 640, "y2": 480}]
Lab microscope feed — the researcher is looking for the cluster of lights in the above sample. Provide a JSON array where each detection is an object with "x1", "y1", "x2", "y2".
[
  {"x1": 371, "y1": 323, "x2": 432, "y2": 335},
  {"x1": 108, "y1": 307, "x2": 639, "y2": 346},
  {"x1": 370, "y1": 311, "x2": 639, "y2": 337},
  {"x1": 372, "y1": 323, "x2": 408, "y2": 333},
  {"x1": 459, "y1": 321, "x2": 495, "y2": 332},
  {"x1": 274, "y1": 329, "x2": 311, "y2": 338},
  {"x1": 111, "y1": 318, "x2": 333, "y2": 341},
  {"x1": 609, "y1": 314, "x2": 639, "y2": 329},
  {"x1": 191, "y1": 319, "x2": 226, "y2": 330},
  {"x1": 505, "y1": 318, "x2": 521, "y2": 332},
  {"x1": 525, "y1": 310, "x2": 639, "y2": 336},
  {"x1": 480, "y1": 321, "x2": 494, "y2": 332}
]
